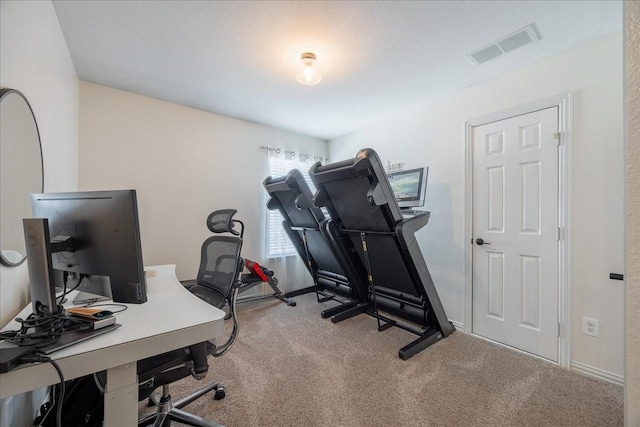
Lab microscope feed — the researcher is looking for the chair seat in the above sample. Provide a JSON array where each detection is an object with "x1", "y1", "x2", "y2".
[
  {"x1": 137, "y1": 349, "x2": 190, "y2": 383},
  {"x1": 136, "y1": 342, "x2": 207, "y2": 403},
  {"x1": 182, "y1": 282, "x2": 227, "y2": 309}
]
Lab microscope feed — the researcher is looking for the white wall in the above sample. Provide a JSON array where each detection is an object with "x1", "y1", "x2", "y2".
[
  {"x1": 0, "y1": 0, "x2": 79, "y2": 326},
  {"x1": 78, "y1": 82, "x2": 326, "y2": 290},
  {"x1": 624, "y1": 2, "x2": 640, "y2": 424},
  {"x1": 0, "y1": 2, "x2": 79, "y2": 425},
  {"x1": 329, "y1": 36, "x2": 624, "y2": 377},
  {"x1": 0, "y1": 1, "x2": 632, "y2": 424}
]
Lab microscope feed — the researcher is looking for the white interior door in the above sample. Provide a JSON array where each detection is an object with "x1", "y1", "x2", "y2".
[{"x1": 472, "y1": 107, "x2": 559, "y2": 362}]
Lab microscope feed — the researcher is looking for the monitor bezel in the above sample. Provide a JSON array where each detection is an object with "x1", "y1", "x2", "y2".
[{"x1": 386, "y1": 167, "x2": 429, "y2": 209}]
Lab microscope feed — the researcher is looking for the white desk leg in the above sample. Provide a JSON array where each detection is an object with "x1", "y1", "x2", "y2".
[{"x1": 104, "y1": 362, "x2": 138, "y2": 427}]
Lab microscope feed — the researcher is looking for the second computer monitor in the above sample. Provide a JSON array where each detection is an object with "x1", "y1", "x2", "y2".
[
  {"x1": 386, "y1": 167, "x2": 429, "y2": 209},
  {"x1": 31, "y1": 189, "x2": 147, "y2": 304}
]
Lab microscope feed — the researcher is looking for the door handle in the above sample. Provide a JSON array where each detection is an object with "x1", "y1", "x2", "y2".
[{"x1": 475, "y1": 238, "x2": 491, "y2": 246}]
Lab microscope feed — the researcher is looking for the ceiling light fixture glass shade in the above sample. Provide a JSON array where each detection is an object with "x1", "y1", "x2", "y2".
[{"x1": 295, "y1": 52, "x2": 322, "y2": 86}]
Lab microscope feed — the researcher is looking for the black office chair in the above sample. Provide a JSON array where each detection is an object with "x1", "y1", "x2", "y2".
[
  {"x1": 137, "y1": 209, "x2": 243, "y2": 427},
  {"x1": 195, "y1": 209, "x2": 295, "y2": 308}
]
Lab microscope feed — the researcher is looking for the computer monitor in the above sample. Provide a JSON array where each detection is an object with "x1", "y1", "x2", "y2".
[
  {"x1": 23, "y1": 218, "x2": 58, "y2": 315},
  {"x1": 30, "y1": 189, "x2": 147, "y2": 304},
  {"x1": 386, "y1": 167, "x2": 429, "y2": 209}
]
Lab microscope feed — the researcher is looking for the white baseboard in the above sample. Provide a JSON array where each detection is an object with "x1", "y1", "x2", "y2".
[
  {"x1": 450, "y1": 320, "x2": 464, "y2": 331},
  {"x1": 237, "y1": 292, "x2": 270, "y2": 303},
  {"x1": 571, "y1": 361, "x2": 624, "y2": 387}
]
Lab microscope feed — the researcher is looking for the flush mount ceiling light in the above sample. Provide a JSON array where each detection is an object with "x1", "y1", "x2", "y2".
[{"x1": 295, "y1": 52, "x2": 322, "y2": 86}]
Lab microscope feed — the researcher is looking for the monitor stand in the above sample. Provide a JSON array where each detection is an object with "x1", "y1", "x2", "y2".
[
  {"x1": 23, "y1": 218, "x2": 58, "y2": 315},
  {"x1": 72, "y1": 275, "x2": 113, "y2": 305},
  {"x1": 73, "y1": 291, "x2": 110, "y2": 305}
]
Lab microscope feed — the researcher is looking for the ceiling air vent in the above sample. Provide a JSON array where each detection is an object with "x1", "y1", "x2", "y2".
[{"x1": 468, "y1": 24, "x2": 540, "y2": 65}]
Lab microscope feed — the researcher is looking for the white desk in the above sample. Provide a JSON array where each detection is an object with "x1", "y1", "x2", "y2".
[{"x1": 0, "y1": 265, "x2": 226, "y2": 427}]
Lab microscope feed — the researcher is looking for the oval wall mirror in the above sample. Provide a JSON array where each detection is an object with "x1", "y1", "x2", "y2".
[{"x1": 0, "y1": 88, "x2": 44, "y2": 267}]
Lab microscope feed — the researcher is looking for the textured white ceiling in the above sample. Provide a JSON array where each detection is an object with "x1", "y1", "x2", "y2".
[{"x1": 52, "y1": 1, "x2": 622, "y2": 140}]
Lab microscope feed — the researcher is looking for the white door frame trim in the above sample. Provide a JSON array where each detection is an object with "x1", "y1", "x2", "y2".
[{"x1": 464, "y1": 93, "x2": 572, "y2": 368}]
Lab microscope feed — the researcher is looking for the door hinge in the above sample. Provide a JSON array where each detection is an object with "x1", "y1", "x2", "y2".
[
  {"x1": 557, "y1": 322, "x2": 561, "y2": 337},
  {"x1": 557, "y1": 227, "x2": 562, "y2": 241},
  {"x1": 554, "y1": 132, "x2": 561, "y2": 146}
]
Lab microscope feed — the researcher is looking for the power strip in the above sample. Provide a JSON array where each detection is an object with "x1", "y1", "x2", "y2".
[{"x1": 0, "y1": 344, "x2": 37, "y2": 373}]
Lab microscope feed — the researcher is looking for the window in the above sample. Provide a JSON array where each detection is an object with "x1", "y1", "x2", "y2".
[{"x1": 266, "y1": 149, "x2": 324, "y2": 258}]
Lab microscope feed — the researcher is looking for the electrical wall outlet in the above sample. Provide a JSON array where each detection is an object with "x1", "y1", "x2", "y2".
[{"x1": 583, "y1": 317, "x2": 599, "y2": 337}]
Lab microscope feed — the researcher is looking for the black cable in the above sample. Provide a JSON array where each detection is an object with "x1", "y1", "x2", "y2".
[
  {"x1": 1, "y1": 290, "x2": 127, "y2": 348},
  {"x1": 21, "y1": 355, "x2": 64, "y2": 427},
  {"x1": 56, "y1": 273, "x2": 86, "y2": 304},
  {"x1": 55, "y1": 271, "x2": 70, "y2": 304},
  {"x1": 82, "y1": 302, "x2": 128, "y2": 313},
  {"x1": 0, "y1": 304, "x2": 89, "y2": 348},
  {"x1": 48, "y1": 359, "x2": 64, "y2": 427}
]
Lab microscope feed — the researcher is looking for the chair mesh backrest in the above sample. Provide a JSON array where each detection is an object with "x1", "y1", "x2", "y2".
[
  {"x1": 207, "y1": 209, "x2": 239, "y2": 235},
  {"x1": 197, "y1": 235, "x2": 243, "y2": 298}
]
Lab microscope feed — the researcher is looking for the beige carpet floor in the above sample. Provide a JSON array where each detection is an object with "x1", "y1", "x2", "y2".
[{"x1": 140, "y1": 293, "x2": 623, "y2": 426}]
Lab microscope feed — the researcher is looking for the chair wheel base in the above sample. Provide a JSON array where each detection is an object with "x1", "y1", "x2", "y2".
[{"x1": 214, "y1": 386, "x2": 226, "y2": 400}]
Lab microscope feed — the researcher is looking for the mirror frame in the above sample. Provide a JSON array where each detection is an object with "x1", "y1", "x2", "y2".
[{"x1": 0, "y1": 88, "x2": 44, "y2": 267}]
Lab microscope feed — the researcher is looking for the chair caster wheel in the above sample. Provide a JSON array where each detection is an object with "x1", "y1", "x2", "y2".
[
  {"x1": 214, "y1": 386, "x2": 226, "y2": 400},
  {"x1": 289, "y1": 301, "x2": 297, "y2": 307}
]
